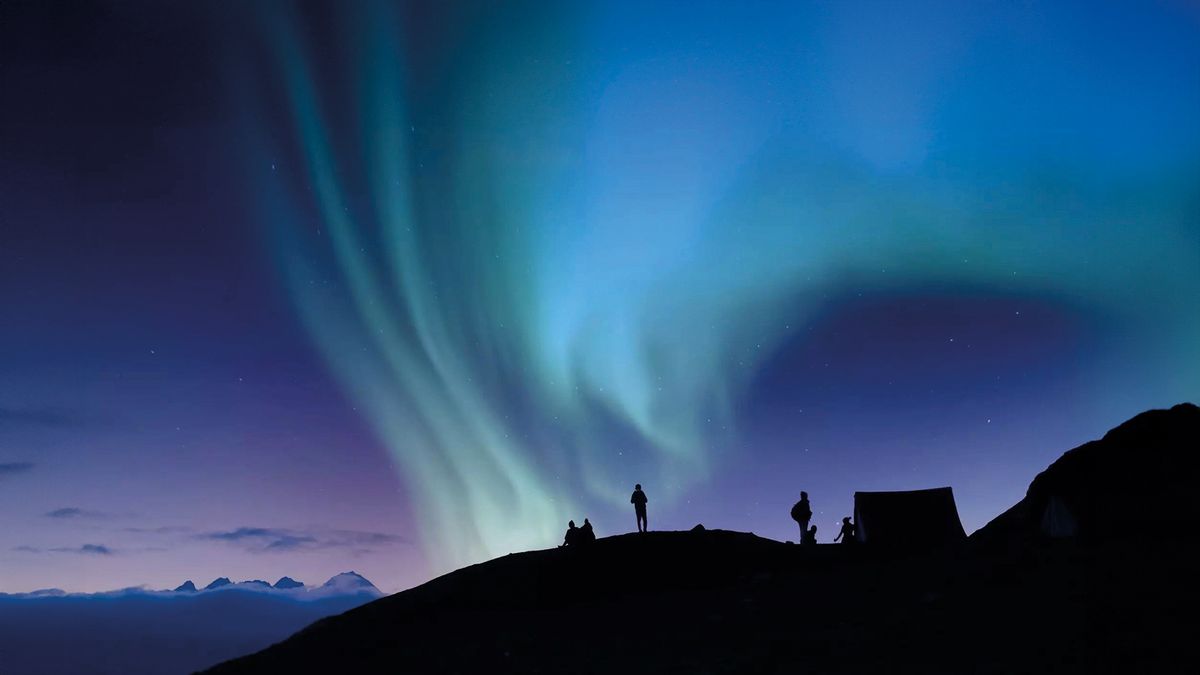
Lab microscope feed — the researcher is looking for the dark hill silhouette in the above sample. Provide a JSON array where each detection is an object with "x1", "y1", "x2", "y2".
[
  {"x1": 174, "y1": 580, "x2": 198, "y2": 592},
  {"x1": 273, "y1": 576, "x2": 304, "y2": 590},
  {"x1": 973, "y1": 402, "x2": 1199, "y2": 545},
  {"x1": 204, "y1": 405, "x2": 1198, "y2": 674}
]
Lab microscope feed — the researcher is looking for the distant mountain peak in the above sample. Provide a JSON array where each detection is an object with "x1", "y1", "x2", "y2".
[
  {"x1": 183, "y1": 575, "x2": 370, "y2": 593},
  {"x1": 320, "y1": 571, "x2": 379, "y2": 594},
  {"x1": 203, "y1": 577, "x2": 232, "y2": 591}
]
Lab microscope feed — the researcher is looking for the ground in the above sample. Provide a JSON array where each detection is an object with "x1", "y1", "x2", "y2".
[{"x1": 202, "y1": 529, "x2": 1194, "y2": 674}]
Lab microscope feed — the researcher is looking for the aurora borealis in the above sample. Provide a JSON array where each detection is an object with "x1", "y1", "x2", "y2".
[
  {"x1": 1, "y1": 1, "x2": 1198, "y2": 592},
  {"x1": 247, "y1": 0, "x2": 1200, "y2": 571}
]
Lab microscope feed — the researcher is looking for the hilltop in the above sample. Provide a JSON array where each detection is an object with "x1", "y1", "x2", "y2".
[{"x1": 205, "y1": 404, "x2": 1199, "y2": 674}]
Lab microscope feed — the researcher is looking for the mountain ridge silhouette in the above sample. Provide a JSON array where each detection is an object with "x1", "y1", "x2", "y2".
[
  {"x1": 0, "y1": 572, "x2": 384, "y2": 675},
  {"x1": 203, "y1": 403, "x2": 1198, "y2": 674}
]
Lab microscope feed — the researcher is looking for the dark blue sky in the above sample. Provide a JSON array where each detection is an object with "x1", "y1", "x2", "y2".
[{"x1": 1, "y1": 0, "x2": 1197, "y2": 592}]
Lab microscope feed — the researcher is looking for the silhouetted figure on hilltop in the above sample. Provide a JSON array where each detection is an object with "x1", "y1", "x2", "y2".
[
  {"x1": 791, "y1": 492, "x2": 812, "y2": 537},
  {"x1": 561, "y1": 520, "x2": 579, "y2": 547},
  {"x1": 631, "y1": 484, "x2": 649, "y2": 533},
  {"x1": 802, "y1": 524, "x2": 818, "y2": 545},
  {"x1": 834, "y1": 517, "x2": 856, "y2": 544},
  {"x1": 580, "y1": 518, "x2": 596, "y2": 543}
]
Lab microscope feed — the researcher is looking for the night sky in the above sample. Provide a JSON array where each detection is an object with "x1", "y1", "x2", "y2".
[{"x1": 2, "y1": 0, "x2": 1198, "y2": 594}]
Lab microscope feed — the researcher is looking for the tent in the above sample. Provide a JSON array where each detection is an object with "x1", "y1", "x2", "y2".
[{"x1": 853, "y1": 487, "x2": 967, "y2": 546}]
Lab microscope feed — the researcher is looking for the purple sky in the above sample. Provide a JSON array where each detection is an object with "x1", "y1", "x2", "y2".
[{"x1": 1, "y1": 1, "x2": 1197, "y2": 593}]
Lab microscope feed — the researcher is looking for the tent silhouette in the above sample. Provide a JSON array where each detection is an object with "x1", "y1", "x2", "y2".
[{"x1": 853, "y1": 487, "x2": 966, "y2": 546}]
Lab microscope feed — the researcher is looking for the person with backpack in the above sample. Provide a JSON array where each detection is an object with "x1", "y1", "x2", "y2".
[{"x1": 790, "y1": 491, "x2": 813, "y2": 539}]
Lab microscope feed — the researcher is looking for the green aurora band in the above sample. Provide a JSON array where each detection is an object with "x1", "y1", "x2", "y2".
[{"x1": 248, "y1": 2, "x2": 1200, "y2": 573}]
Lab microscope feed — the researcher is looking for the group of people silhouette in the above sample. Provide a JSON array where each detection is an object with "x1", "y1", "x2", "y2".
[
  {"x1": 561, "y1": 484, "x2": 857, "y2": 546},
  {"x1": 791, "y1": 491, "x2": 857, "y2": 544},
  {"x1": 560, "y1": 518, "x2": 596, "y2": 547},
  {"x1": 560, "y1": 484, "x2": 649, "y2": 547}
]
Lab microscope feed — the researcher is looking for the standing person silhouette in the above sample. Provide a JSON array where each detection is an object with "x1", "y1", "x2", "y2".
[
  {"x1": 790, "y1": 491, "x2": 812, "y2": 539},
  {"x1": 631, "y1": 484, "x2": 649, "y2": 533}
]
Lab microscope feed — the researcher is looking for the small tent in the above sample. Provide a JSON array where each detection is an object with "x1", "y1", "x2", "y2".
[{"x1": 853, "y1": 487, "x2": 966, "y2": 546}]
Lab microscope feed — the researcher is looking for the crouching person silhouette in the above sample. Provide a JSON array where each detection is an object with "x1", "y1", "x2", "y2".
[{"x1": 834, "y1": 517, "x2": 856, "y2": 544}]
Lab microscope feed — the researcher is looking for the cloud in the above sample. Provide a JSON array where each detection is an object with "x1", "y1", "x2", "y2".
[
  {"x1": 45, "y1": 507, "x2": 109, "y2": 519},
  {"x1": 200, "y1": 527, "x2": 408, "y2": 554},
  {"x1": 121, "y1": 525, "x2": 192, "y2": 535},
  {"x1": 43, "y1": 506, "x2": 93, "y2": 516},
  {"x1": 76, "y1": 540, "x2": 113, "y2": 552},
  {"x1": 13, "y1": 543, "x2": 114, "y2": 555},
  {"x1": 202, "y1": 527, "x2": 317, "y2": 551},
  {"x1": 325, "y1": 530, "x2": 408, "y2": 548},
  {"x1": 0, "y1": 407, "x2": 83, "y2": 430},
  {"x1": 265, "y1": 534, "x2": 320, "y2": 551},
  {"x1": 0, "y1": 462, "x2": 35, "y2": 477}
]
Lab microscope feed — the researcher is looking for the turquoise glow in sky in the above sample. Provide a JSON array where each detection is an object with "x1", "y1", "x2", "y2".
[{"x1": 246, "y1": 1, "x2": 1200, "y2": 573}]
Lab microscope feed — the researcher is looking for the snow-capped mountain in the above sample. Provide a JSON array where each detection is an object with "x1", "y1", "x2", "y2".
[
  {"x1": 0, "y1": 572, "x2": 386, "y2": 675},
  {"x1": 165, "y1": 573, "x2": 379, "y2": 597},
  {"x1": 318, "y1": 571, "x2": 379, "y2": 594}
]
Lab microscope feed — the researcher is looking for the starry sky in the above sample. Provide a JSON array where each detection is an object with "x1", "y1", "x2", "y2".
[{"x1": 1, "y1": 0, "x2": 1198, "y2": 593}]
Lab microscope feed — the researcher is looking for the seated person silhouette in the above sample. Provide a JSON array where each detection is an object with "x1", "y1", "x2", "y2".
[
  {"x1": 580, "y1": 518, "x2": 596, "y2": 543},
  {"x1": 833, "y1": 517, "x2": 856, "y2": 544},
  {"x1": 802, "y1": 524, "x2": 817, "y2": 545},
  {"x1": 561, "y1": 520, "x2": 580, "y2": 547}
]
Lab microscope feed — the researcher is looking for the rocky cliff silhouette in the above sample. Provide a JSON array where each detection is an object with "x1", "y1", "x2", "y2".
[
  {"x1": 204, "y1": 404, "x2": 1198, "y2": 674},
  {"x1": 973, "y1": 402, "x2": 1199, "y2": 544}
]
